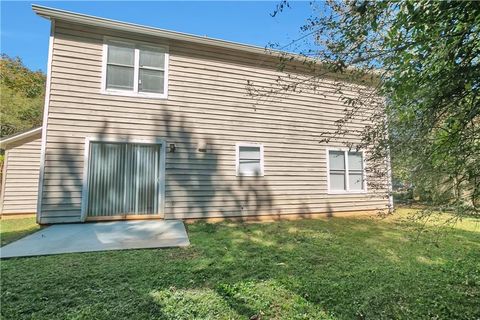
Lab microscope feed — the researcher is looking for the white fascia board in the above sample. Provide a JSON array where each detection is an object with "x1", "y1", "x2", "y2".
[
  {"x1": 32, "y1": 4, "x2": 290, "y2": 59},
  {"x1": 31, "y1": 4, "x2": 381, "y2": 82},
  {"x1": 0, "y1": 127, "x2": 42, "y2": 149}
]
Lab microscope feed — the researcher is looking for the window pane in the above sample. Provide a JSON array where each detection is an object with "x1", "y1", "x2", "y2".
[
  {"x1": 139, "y1": 69, "x2": 164, "y2": 93},
  {"x1": 106, "y1": 65, "x2": 134, "y2": 90},
  {"x1": 239, "y1": 160, "x2": 261, "y2": 175},
  {"x1": 348, "y1": 152, "x2": 363, "y2": 170},
  {"x1": 349, "y1": 173, "x2": 364, "y2": 190},
  {"x1": 330, "y1": 172, "x2": 346, "y2": 190},
  {"x1": 329, "y1": 151, "x2": 345, "y2": 170},
  {"x1": 108, "y1": 44, "x2": 134, "y2": 66},
  {"x1": 140, "y1": 48, "x2": 165, "y2": 69},
  {"x1": 239, "y1": 146, "x2": 260, "y2": 160}
]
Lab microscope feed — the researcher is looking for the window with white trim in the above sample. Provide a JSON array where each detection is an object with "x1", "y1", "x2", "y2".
[
  {"x1": 328, "y1": 150, "x2": 365, "y2": 192},
  {"x1": 236, "y1": 143, "x2": 264, "y2": 176},
  {"x1": 103, "y1": 39, "x2": 168, "y2": 98}
]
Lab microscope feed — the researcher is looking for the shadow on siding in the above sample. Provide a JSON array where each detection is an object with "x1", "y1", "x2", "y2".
[{"x1": 43, "y1": 106, "x2": 277, "y2": 221}]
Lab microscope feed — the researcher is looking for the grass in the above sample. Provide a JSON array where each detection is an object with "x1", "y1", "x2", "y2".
[
  {"x1": 1, "y1": 209, "x2": 479, "y2": 319},
  {"x1": 0, "y1": 216, "x2": 40, "y2": 246}
]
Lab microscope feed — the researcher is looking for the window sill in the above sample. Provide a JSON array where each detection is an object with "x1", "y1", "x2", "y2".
[
  {"x1": 236, "y1": 173, "x2": 265, "y2": 177},
  {"x1": 327, "y1": 190, "x2": 367, "y2": 195},
  {"x1": 101, "y1": 89, "x2": 168, "y2": 100}
]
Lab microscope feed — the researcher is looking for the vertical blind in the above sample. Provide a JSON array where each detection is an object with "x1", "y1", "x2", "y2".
[{"x1": 87, "y1": 142, "x2": 161, "y2": 217}]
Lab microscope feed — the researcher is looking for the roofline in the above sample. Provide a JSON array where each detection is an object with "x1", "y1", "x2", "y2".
[
  {"x1": 31, "y1": 5, "x2": 381, "y2": 82},
  {"x1": 0, "y1": 127, "x2": 42, "y2": 149},
  {"x1": 32, "y1": 4, "x2": 291, "y2": 59}
]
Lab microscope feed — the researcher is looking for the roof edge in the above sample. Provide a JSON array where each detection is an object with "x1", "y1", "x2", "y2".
[
  {"x1": 0, "y1": 127, "x2": 42, "y2": 149},
  {"x1": 32, "y1": 4, "x2": 288, "y2": 58},
  {"x1": 31, "y1": 4, "x2": 381, "y2": 82}
]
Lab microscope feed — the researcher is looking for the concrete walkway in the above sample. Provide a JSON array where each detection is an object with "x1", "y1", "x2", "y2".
[{"x1": 0, "y1": 220, "x2": 189, "y2": 258}]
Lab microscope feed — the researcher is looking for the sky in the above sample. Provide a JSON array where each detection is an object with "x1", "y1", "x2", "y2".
[{"x1": 0, "y1": 1, "x2": 318, "y2": 73}]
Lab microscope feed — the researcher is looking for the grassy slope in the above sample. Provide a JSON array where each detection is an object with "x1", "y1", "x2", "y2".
[
  {"x1": 1, "y1": 209, "x2": 479, "y2": 319},
  {"x1": 0, "y1": 217, "x2": 40, "y2": 246}
]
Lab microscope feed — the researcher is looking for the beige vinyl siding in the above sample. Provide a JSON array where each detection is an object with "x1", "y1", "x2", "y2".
[
  {"x1": 39, "y1": 20, "x2": 389, "y2": 223},
  {"x1": 1, "y1": 134, "x2": 42, "y2": 215}
]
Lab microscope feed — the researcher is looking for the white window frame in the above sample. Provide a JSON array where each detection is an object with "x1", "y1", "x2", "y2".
[
  {"x1": 101, "y1": 36, "x2": 169, "y2": 99},
  {"x1": 326, "y1": 148, "x2": 367, "y2": 194},
  {"x1": 236, "y1": 143, "x2": 264, "y2": 177}
]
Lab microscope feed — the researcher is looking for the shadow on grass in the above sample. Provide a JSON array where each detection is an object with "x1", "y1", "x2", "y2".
[{"x1": 1, "y1": 216, "x2": 479, "y2": 319}]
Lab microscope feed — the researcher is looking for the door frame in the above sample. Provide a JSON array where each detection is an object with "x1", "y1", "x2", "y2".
[{"x1": 80, "y1": 136, "x2": 166, "y2": 222}]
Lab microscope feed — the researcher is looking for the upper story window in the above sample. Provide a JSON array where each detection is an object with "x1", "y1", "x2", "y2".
[
  {"x1": 327, "y1": 149, "x2": 366, "y2": 193},
  {"x1": 236, "y1": 143, "x2": 264, "y2": 177},
  {"x1": 102, "y1": 38, "x2": 169, "y2": 99}
]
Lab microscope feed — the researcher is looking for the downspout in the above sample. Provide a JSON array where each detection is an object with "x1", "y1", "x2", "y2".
[{"x1": 384, "y1": 100, "x2": 394, "y2": 213}]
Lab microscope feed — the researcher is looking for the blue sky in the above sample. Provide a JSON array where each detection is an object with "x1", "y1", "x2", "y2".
[{"x1": 1, "y1": 1, "x2": 318, "y2": 73}]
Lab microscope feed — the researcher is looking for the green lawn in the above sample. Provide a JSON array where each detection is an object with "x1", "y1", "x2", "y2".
[
  {"x1": 0, "y1": 216, "x2": 40, "y2": 246},
  {"x1": 1, "y1": 209, "x2": 479, "y2": 319}
]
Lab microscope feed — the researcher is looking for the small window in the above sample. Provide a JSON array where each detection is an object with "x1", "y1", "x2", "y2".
[
  {"x1": 328, "y1": 149, "x2": 365, "y2": 192},
  {"x1": 103, "y1": 39, "x2": 168, "y2": 98},
  {"x1": 236, "y1": 143, "x2": 264, "y2": 176}
]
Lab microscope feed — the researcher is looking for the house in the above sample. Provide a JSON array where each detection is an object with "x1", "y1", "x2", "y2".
[
  {"x1": 0, "y1": 128, "x2": 42, "y2": 216},
  {"x1": 1, "y1": 5, "x2": 393, "y2": 224}
]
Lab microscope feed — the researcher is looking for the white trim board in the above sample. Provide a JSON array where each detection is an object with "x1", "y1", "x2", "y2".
[
  {"x1": 37, "y1": 19, "x2": 55, "y2": 224},
  {"x1": 0, "y1": 149, "x2": 9, "y2": 215},
  {"x1": 0, "y1": 127, "x2": 42, "y2": 149}
]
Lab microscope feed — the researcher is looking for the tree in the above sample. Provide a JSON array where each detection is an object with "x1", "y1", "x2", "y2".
[
  {"x1": 267, "y1": 0, "x2": 479, "y2": 213},
  {"x1": 0, "y1": 54, "x2": 46, "y2": 137}
]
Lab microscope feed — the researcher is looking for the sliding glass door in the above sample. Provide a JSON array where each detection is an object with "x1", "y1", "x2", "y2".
[{"x1": 86, "y1": 141, "x2": 162, "y2": 218}]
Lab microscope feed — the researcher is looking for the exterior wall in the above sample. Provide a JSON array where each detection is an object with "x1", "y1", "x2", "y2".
[
  {"x1": 39, "y1": 20, "x2": 389, "y2": 224},
  {"x1": 1, "y1": 134, "x2": 42, "y2": 215}
]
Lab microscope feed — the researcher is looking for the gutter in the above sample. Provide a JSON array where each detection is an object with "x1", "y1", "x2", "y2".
[
  {"x1": 31, "y1": 4, "x2": 382, "y2": 81},
  {"x1": 0, "y1": 127, "x2": 42, "y2": 149},
  {"x1": 32, "y1": 4, "x2": 287, "y2": 59}
]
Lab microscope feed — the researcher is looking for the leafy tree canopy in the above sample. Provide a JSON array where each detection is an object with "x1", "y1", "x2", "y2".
[
  {"x1": 271, "y1": 0, "x2": 479, "y2": 213},
  {"x1": 0, "y1": 54, "x2": 45, "y2": 137}
]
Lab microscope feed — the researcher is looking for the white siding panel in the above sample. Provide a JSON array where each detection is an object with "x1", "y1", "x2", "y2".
[
  {"x1": 38, "y1": 20, "x2": 389, "y2": 223},
  {"x1": 1, "y1": 134, "x2": 42, "y2": 215}
]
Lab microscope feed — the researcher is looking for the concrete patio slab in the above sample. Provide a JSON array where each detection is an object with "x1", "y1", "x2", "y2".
[{"x1": 0, "y1": 220, "x2": 189, "y2": 258}]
